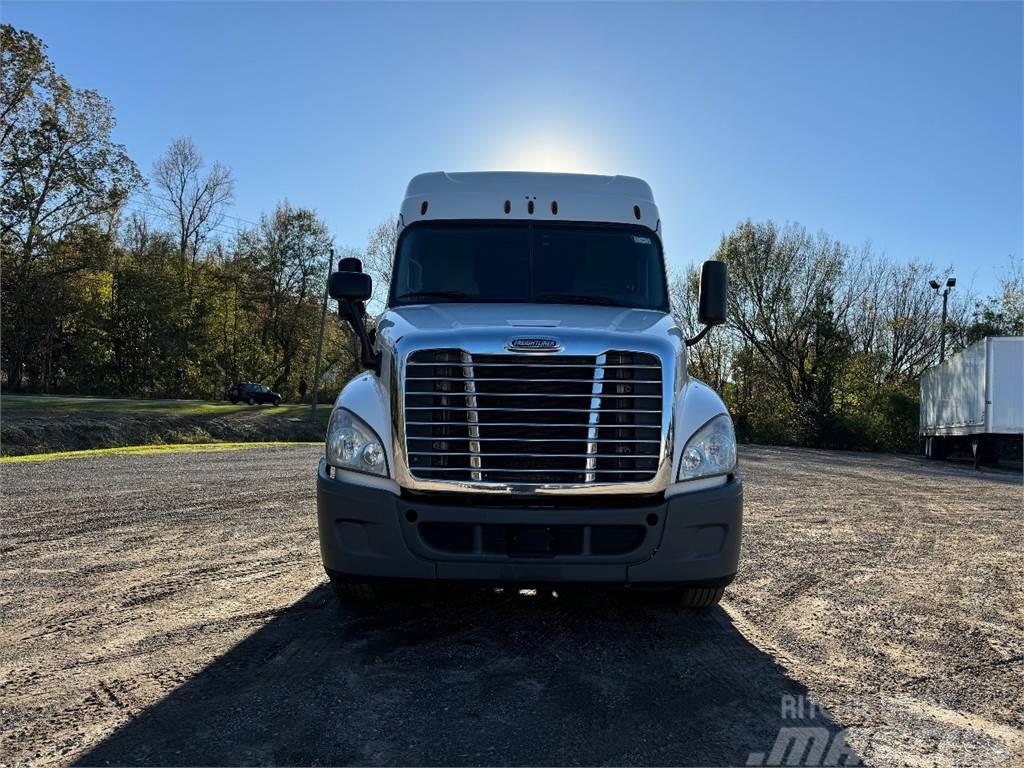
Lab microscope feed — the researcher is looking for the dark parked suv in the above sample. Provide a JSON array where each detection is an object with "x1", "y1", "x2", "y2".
[{"x1": 227, "y1": 382, "x2": 282, "y2": 406}]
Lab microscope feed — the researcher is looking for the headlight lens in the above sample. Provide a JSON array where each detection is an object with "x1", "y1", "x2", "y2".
[
  {"x1": 325, "y1": 408, "x2": 388, "y2": 476},
  {"x1": 677, "y1": 414, "x2": 736, "y2": 481}
]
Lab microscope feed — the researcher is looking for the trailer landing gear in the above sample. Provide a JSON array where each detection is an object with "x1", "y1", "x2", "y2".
[{"x1": 924, "y1": 436, "x2": 948, "y2": 461}]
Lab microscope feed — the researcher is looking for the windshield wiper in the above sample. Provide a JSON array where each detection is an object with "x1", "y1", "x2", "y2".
[
  {"x1": 533, "y1": 293, "x2": 630, "y2": 307},
  {"x1": 396, "y1": 290, "x2": 475, "y2": 302}
]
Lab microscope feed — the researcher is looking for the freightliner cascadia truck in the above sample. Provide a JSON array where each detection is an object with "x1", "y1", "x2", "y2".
[{"x1": 318, "y1": 172, "x2": 742, "y2": 608}]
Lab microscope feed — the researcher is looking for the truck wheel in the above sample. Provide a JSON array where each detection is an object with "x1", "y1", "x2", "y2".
[
  {"x1": 246, "y1": 397, "x2": 255, "y2": 405},
  {"x1": 272, "y1": 396, "x2": 281, "y2": 406},
  {"x1": 674, "y1": 586, "x2": 725, "y2": 609}
]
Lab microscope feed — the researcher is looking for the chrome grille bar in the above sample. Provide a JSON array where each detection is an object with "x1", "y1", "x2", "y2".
[
  {"x1": 408, "y1": 437, "x2": 660, "y2": 443},
  {"x1": 462, "y1": 351, "x2": 482, "y2": 483},
  {"x1": 409, "y1": 452, "x2": 649, "y2": 459},
  {"x1": 408, "y1": 362, "x2": 660, "y2": 369},
  {"x1": 409, "y1": 377, "x2": 613, "y2": 383},
  {"x1": 405, "y1": 406, "x2": 660, "y2": 413},
  {"x1": 585, "y1": 353, "x2": 606, "y2": 483},
  {"x1": 409, "y1": 392, "x2": 660, "y2": 399},
  {"x1": 407, "y1": 421, "x2": 659, "y2": 431},
  {"x1": 412, "y1": 467, "x2": 658, "y2": 475}
]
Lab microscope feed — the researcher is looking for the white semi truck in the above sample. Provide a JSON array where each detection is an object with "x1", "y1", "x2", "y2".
[
  {"x1": 318, "y1": 172, "x2": 741, "y2": 607},
  {"x1": 920, "y1": 336, "x2": 1024, "y2": 465}
]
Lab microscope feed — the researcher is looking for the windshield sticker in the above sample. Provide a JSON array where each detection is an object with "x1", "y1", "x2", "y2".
[{"x1": 633, "y1": 235, "x2": 652, "y2": 244}]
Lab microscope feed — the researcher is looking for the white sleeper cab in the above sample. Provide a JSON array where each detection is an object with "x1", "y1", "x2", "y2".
[{"x1": 318, "y1": 172, "x2": 742, "y2": 608}]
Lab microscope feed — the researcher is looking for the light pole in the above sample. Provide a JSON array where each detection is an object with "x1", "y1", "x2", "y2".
[{"x1": 929, "y1": 276, "x2": 956, "y2": 363}]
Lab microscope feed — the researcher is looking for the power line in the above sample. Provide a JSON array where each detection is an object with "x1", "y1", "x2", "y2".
[
  {"x1": 125, "y1": 202, "x2": 252, "y2": 235},
  {"x1": 121, "y1": 205, "x2": 250, "y2": 241},
  {"x1": 128, "y1": 190, "x2": 260, "y2": 229}
]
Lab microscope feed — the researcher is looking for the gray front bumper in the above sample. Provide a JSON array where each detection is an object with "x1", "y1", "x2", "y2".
[{"x1": 316, "y1": 461, "x2": 742, "y2": 586}]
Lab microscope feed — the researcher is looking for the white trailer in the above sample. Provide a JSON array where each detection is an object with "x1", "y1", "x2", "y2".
[{"x1": 920, "y1": 336, "x2": 1024, "y2": 463}]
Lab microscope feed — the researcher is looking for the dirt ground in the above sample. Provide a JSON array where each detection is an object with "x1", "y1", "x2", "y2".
[{"x1": 0, "y1": 446, "x2": 1021, "y2": 766}]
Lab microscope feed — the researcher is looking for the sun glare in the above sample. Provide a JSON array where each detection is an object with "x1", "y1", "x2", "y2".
[{"x1": 491, "y1": 132, "x2": 609, "y2": 175}]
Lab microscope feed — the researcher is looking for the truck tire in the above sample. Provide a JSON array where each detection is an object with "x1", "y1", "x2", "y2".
[
  {"x1": 246, "y1": 396, "x2": 255, "y2": 405},
  {"x1": 272, "y1": 396, "x2": 281, "y2": 406},
  {"x1": 674, "y1": 586, "x2": 725, "y2": 608}
]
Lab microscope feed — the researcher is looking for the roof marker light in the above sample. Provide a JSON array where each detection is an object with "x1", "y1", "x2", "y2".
[
  {"x1": 420, "y1": 201, "x2": 429, "y2": 215},
  {"x1": 504, "y1": 200, "x2": 511, "y2": 214},
  {"x1": 633, "y1": 205, "x2": 641, "y2": 220},
  {"x1": 551, "y1": 200, "x2": 558, "y2": 215},
  {"x1": 528, "y1": 200, "x2": 535, "y2": 214}
]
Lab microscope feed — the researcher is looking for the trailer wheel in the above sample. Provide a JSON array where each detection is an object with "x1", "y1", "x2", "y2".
[{"x1": 674, "y1": 586, "x2": 725, "y2": 609}]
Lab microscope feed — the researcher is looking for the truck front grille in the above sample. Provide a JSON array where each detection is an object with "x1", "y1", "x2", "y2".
[{"x1": 404, "y1": 349, "x2": 663, "y2": 486}]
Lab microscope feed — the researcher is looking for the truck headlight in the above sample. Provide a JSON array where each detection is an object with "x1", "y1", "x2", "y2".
[
  {"x1": 678, "y1": 414, "x2": 736, "y2": 481},
  {"x1": 325, "y1": 408, "x2": 388, "y2": 477}
]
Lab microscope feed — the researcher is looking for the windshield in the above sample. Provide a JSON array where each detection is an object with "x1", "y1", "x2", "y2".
[{"x1": 388, "y1": 222, "x2": 669, "y2": 311}]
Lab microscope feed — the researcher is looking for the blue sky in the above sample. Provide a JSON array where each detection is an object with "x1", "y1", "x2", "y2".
[{"x1": 7, "y1": 1, "x2": 1023, "y2": 295}]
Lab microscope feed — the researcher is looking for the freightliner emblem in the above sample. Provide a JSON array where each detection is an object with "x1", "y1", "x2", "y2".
[{"x1": 507, "y1": 337, "x2": 562, "y2": 353}]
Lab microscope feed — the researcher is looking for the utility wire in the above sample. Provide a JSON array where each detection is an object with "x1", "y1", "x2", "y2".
[
  {"x1": 130, "y1": 190, "x2": 260, "y2": 228},
  {"x1": 121, "y1": 205, "x2": 250, "y2": 241}
]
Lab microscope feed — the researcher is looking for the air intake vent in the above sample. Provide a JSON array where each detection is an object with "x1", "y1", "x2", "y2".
[{"x1": 404, "y1": 349, "x2": 662, "y2": 486}]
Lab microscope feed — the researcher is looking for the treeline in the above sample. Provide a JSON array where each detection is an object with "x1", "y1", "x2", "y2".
[
  {"x1": 1, "y1": 25, "x2": 366, "y2": 401},
  {"x1": 3, "y1": 25, "x2": 1021, "y2": 449},
  {"x1": 673, "y1": 221, "x2": 1023, "y2": 452}
]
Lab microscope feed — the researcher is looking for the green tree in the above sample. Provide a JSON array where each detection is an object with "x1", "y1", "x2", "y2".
[
  {"x1": 668, "y1": 265, "x2": 733, "y2": 390},
  {"x1": 964, "y1": 258, "x2": 1024, "y2": 342},
  {"x1": 1, "y1": 25, "x2": 54, "y2": 152},
  {"x1": 362, "y1": 215, "x2": 399, "y2": 310},
  {"x1": 107, "y1": 217, "x2": 187, "y2": 395},
  {"x1": 1, "y1": 25, "x2": 142, "y2": 389},
  {"x1": 235, "y1": 202, "x2": 334, "y2": 397},
  {"x1": 714, "y1": 220, "x2": 863, "y2": 445},
  {"x1": 149, "y1": 137, "x2": 234, "y2": 394}
]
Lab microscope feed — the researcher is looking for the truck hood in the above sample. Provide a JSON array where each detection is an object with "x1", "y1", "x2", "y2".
[{"x1": 380, "y1": 303, "x2": 672, "y2": 335}]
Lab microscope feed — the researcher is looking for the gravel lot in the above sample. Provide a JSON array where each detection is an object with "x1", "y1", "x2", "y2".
[{"x1": 1, "y1": 446, "x2": 1021, "y2": 766}]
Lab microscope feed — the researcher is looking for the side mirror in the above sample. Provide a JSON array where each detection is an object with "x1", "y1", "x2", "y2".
[
  {"x1": 685, "y1": 260, "x2": 728, "y2": 347},
  {"x1": 329, "y1": 257, "x2": 380, "y2": 375},
  {"x1": 329, "y1": 270, "x2": 372, "y2": 302},
  {"x1": 697, "y1": 260, "x2": 727, "y2": 326}
]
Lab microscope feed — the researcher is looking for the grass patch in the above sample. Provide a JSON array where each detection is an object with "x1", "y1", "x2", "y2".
[
  {"x1": 1, "y1": 441, "x2": 323, "y2": 464},
  {"x1": 1, "y1": 394, "x2": 332, "y2": 422}
]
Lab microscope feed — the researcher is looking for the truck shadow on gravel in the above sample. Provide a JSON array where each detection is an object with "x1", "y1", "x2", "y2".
[{"x1": 79, "y1": 585, "x2": 859, "y2": 766}]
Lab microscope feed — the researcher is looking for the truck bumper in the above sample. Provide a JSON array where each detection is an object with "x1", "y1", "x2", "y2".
[{"x1": 316, "y1": 461, "x2": 742, "y2": 587}]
